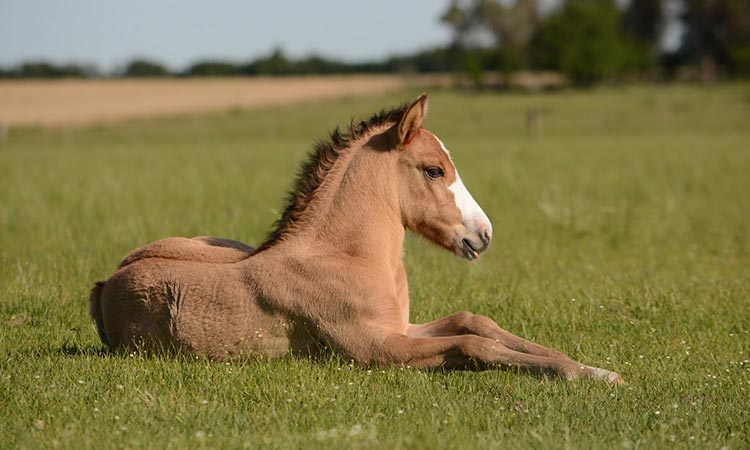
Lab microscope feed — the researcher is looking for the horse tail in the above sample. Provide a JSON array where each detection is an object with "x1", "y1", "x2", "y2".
[{"x1": 89, "y1": 281, "x2": 110, "y2": 347}]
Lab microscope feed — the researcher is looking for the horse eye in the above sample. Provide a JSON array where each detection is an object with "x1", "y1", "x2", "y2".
[{"x1": 424, "y1": 166, "x2": 444, "y2": 179}]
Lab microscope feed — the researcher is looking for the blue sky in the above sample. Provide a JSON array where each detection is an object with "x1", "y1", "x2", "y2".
[
  {"x1": 1, "y1": 1, "x2": 457, "y2": 70},
  {"x1": 2, "y1": 1, "x2": 678, "y2": 71}
]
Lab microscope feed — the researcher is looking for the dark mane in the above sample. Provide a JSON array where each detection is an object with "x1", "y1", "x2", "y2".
[{"x1": 257, "y1": 103, "x2": 408, "y2": 250}]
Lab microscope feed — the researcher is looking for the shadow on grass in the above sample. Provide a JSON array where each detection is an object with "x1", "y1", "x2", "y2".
[{"x1": 51, "y1": 341, "x2": 574, "y2": 384}]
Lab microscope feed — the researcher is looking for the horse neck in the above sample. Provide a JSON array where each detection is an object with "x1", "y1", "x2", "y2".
[{"x1": 290, "y1": 130, "x2": 404, "y2": 271}]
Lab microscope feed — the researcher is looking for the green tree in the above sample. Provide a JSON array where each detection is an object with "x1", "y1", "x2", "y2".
[
  {"x1": 247, "y1": 48, "x2": 292, "y2": 75},
  {"x1": 122, "y1": 59, "x2": 169, "y2": 77},
  {"x1": 440, "y1": 0, "x2": 541, "y2": 86},
  {"x1": 475, "y1": 0, "x2": 540, "y2": 71},
  {"x1": 623, "y1": 0, "x2": 665, "y2": 69},
  {"x1": 530, "y1": 0, "x2": 639, "y2": 84},
  {"x1": 441, "y1": 0, "x2": 471, "y2": 44},
  {"x1": 680, "y1": 0, "x2": 750, "y2": 79},
  {"x1": 14, "y1": 61, "x2": 96, "y2": 78},
  {"x1": 184, "y1": 61, "x2": 242, "y2": 77}
]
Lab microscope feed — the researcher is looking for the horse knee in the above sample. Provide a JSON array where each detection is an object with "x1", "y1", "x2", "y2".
[{"x1": 451, "y1": 310, "x2": 476, "y2": 333}]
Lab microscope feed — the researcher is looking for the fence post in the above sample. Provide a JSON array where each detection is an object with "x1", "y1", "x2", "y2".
[{"x1": 526, "y1": 109, "x2": 542, "y2": 138}]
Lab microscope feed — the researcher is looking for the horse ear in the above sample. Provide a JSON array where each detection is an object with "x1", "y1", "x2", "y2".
[{"x1": 398, "y1": 93, "x2": 428, "y2": 146}]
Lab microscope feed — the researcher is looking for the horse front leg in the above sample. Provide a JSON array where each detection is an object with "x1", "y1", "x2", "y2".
[
  {"x1": 406, "y1": 311, "x2": 623, "y2": 384},
  {"x1": 407, "y1": 311, "x2": 570, "y2": 359},
  {"x1": 375, "y1": 333, "x2": 617, "y2": 383}
]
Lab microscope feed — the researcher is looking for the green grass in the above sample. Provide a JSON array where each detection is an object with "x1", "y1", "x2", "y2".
[{"x1": 2, "y1": 83, "x2": 749, "y2": 449}]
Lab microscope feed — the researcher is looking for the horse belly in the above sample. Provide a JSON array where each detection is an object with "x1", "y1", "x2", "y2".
[
  {"x1": 172, "y1": 286, "x2": 294, "y2": 360},
  {"x1": 100, "y1": 260, "x2": 293, "y2": 360}
]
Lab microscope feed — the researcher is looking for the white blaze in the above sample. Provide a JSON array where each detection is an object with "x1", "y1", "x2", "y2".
[{"x1": 434, "y1": 135, "x2": 492, "y2": 235}]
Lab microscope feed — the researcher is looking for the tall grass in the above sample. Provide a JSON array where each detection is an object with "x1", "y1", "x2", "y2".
[{"x1": 1, "y1": 84, "x2": 749, "y2": 449}]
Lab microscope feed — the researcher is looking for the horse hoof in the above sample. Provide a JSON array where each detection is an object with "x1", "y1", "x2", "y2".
[
  {"x1": 606, "y1": 371, "x2": 625, "y2": 385},
  {"x1": 590, "y1": 367, "x2": 625, "y2": 385}
]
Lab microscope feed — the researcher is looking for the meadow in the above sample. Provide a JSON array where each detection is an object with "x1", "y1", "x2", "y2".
[{"x1": 1, "y1": 83, "x2": 749, "y2": 449}]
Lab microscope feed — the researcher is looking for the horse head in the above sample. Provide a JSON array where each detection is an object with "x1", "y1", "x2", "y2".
[{"x1": 390, "y1": 94, "x2": 492, "y2": 260}]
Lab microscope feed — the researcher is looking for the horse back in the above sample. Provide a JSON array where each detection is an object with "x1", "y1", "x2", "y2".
[{"x1": 119, "y1": 236, "x2": 255, "y2": 268}]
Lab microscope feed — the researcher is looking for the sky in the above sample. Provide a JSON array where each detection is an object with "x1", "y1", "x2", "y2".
[
  {"x1": 2, "y1": 1, "x2": 676, "y2": 72},
  {"x1": 1, "y1": 1, "x2": 458, "y2": 71}
]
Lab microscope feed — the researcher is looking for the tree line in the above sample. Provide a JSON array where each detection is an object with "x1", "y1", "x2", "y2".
[
  {"x1": 2, "y1": 0, "x2": 748, "y2": 85},
  {"x1": 0, "y1": 47, "x2": 463, "y2": 80},
  {"x1": 440, "y1": 0, "x2": 750, "y2": 84}
]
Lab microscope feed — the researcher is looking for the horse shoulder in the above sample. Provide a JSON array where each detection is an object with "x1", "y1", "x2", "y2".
[
  {"x1": 248, "y1": 248, "x2": 403, "y2": 329},
  {"x1": 119, "y1": 236, "x2": 255, "y2": 268}
]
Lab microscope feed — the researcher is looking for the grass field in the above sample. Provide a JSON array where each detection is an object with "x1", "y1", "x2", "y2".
[{"x1": 1, "y1": 83, "x2": 749, "y2": 449}]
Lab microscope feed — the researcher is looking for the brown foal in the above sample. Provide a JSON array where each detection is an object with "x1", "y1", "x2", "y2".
[{"x1": 91, "y1": 94, "x2": 623, "y2": 384}]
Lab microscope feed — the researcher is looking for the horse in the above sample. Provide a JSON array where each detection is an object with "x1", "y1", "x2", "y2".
[{"x1": 90, "y1": 94, "x2": 623, "y2": 384}]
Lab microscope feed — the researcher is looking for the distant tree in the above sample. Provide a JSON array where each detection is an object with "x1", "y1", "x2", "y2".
[
  {"x1": 440, "y1": 0, "x2": 485, "y2": 85},
  {"x1": 623, "y1": 0, "x2": 665, "y2": 69},
  {"x1": 385, "y1": 47, "x2": 455, "y2": 73},
  {"x1": 15, "y1": 61, "x2": 88, "y2": 78},
  {"x1": 679, "y1": 0, "x2": 750, "y2": 79},
  {"x1": 295, "y1": 55, "x2": 349, "y2": 75},
  {"x1": 440, "y1": 0, "x2": 541, "y2": 86},
  {"x1": 247, "y1": 48, "x2": 292, "y2": 75},
  {"x1": 441, "y1": 0, "x2": 472, "y2": 46},
  {"x1": 184, "y1": 61, "x2": 242, "y2": 77},
  {"x1": 624, "y1": 0, "x2": 665, "y2": 44},
  {"x1": 18, "y1": 62, "x2": 63, "y2": 77},
  {"x1": 0, "y1": 62, "x2": 100, "y2": 78},
  {"x1": 530, "y1": 0, "x2": 642, "y2": 84},
  {"x1": 122, "y1": 59, "x2": 170, "y2": 77},
  {"x1": 475, "y1": 0, "x2": 540, "y2": 71}
]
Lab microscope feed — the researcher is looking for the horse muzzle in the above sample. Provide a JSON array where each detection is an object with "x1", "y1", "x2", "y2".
[{"x1": 457, "y1": 226, "x2": 492, "y2": 261}]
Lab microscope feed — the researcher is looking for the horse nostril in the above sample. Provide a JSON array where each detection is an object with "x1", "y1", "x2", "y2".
[{"x1": 480, "y1": 229, "x2": 491, "y2": 246}]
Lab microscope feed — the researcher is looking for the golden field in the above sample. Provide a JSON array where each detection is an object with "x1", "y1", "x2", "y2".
[{"x1": 0, "y1": 75, "x2": 422, "y2": 128}]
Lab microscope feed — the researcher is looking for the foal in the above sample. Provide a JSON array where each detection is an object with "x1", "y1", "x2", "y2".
[{"x1": 91, "y1": 94, "x2": 623, "y2": 384}]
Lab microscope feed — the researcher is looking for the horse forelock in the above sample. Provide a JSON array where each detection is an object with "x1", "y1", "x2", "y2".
[{"x1": 258, "y1": 103, "x2": 410, "y2": 250}]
